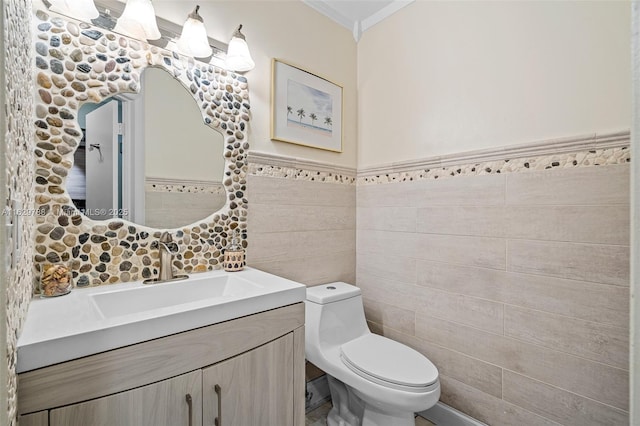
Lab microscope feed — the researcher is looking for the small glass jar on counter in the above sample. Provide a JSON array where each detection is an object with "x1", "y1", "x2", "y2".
[
  {"x1": 40, "y1": 262, "x2": 73, "y2": 297},
  {"x1": 223, "y1": 229, "x2": 245, "y2": 272}
]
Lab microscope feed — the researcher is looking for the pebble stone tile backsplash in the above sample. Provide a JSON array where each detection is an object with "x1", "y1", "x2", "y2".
[
  {"x1": 6, "y1": 1, "x2": 36, "y2": 423},
  {"x1": 32, "y1": 10, "x2": 250, "y2": 288}
]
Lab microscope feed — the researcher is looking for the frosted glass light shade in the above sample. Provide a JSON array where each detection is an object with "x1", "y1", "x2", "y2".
[
  {"x1": 176, "y1": 6, "x2": 212, "y2": 58},
  {"x1": 113, "y1": 0, "x2": 161, "y2": 41},
  {"x1": 49, "y1": 0, "x2": 99, "y2": 21},
  {"x1": 225, "y1": 25, "x2": 255, "y2": 72}
]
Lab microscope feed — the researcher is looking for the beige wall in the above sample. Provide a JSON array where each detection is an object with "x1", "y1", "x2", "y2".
[
  {"x1": 357, "y1": 0, "x2": 631, "y2": 167},
  {"x1": 151, "y1": 1, "x2": 358, "y2": 169},
  {"x1": 358, "y1": 163, "x2": 630, "y2": 425}
]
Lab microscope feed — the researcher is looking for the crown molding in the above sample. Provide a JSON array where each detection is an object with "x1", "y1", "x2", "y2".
[{"x1": 302, "y1": 0, "x2": 414, "y2": 42}]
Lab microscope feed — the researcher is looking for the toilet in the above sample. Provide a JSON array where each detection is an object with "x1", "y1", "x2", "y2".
[{"x1": 305, "y1": 282, "x2": 440, "y2": 426}]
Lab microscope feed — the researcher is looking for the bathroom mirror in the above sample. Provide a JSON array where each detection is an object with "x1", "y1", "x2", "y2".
[
  {"x1": 70, "y1": 67, "x2": 226, "y2": 229},
  {"x1": 33, "y1": 11, "x2": 250, "y2": 285}
]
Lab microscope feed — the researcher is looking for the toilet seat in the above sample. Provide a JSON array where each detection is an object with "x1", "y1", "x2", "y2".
[{"x1": 340, "y1": 334, "x2": 438, "y2": 393}]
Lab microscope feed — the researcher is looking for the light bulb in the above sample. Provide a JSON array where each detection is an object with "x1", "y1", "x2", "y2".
[
  {"x1": 176, "y1": 5, "x2": 212, "y2": 58},
  {"x1": 225, "y1": 25, "x2": 255, "y2": 72},
  {"x1": 113, "y1": 0, "x2": 161, "y2": 41}
]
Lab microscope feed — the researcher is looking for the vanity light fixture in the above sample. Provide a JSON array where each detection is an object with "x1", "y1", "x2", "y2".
[
  {"x1": 49, "y1": 0, "x2": 99, "y2": 21},
  {"x1": 176, "y1": 5, "x2": 213, "y2": 59},
  {"x1": 224, "y1": 25, "x2": 255, "y2": 72},
  {"x1": 113, "y1": 0, "x2": 161, "y2": 41},
  {"x1": 48, "y1": 1, "x2": 250, "y2": 72}
]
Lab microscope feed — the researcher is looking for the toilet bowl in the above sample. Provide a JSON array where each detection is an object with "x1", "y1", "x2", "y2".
[{"x1": 305, "y1": 282, "x2": 440, "y2": 426}]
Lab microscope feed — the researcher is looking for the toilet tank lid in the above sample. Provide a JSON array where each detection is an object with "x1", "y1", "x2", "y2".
[{"x1": 306, "y1": 282, "x2": 361, "y2": 304}]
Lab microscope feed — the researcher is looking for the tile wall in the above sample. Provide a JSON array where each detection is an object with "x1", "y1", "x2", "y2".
[
  {"x1": 246, "y1": 163, "x2": 356, "y2": 286},
  {"x1": 144, "y1": 180, "x2": 227, "y2": 229},
  {"x1": 357, "y1": 142, "x2": 630, "y2": 425}
]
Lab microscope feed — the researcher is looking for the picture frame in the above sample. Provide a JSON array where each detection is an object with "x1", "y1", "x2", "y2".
[{"x1": 271, "y1": 58, "x2": 343, "y2": 152}]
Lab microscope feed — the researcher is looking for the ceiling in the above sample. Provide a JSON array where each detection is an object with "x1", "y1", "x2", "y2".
[{"x1": 302, "y1": 0, "x2": 414, "y2": 42}]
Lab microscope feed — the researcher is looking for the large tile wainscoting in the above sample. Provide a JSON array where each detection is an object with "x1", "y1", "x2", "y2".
[
  {"x1": 357, "y1": 132, "x2": 630, "y2": 426},
  {"x1": 247, "y1": 152, "x2": 356, "y2": 286}
]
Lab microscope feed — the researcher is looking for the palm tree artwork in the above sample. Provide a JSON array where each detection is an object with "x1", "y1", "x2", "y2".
[{"x1": 286, "y1": 78, "x2": 333, "y2": 137}]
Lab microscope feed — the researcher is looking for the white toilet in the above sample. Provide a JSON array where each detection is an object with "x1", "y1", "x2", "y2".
[{"x1": 305, "y1": 282, "x2": 440, "y2": 426}]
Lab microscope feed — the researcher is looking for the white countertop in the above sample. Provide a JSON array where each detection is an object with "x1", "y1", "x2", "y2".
[{"x1": 17, "y1": 267, "x2": 306, "y2": 373}]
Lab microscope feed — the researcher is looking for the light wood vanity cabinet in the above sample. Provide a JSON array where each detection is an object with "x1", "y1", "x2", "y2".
[
  {"x1": 18, "y1": 303, "x2": 305, "y2": 426},
  {"x1": 49, "y1": 370, "x2": 202, "y2": 426},
  {"x1": 203, "y1": 335, "x2": 294, "y2": 426}
]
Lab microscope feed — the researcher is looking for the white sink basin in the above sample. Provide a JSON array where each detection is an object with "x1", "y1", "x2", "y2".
[
  {"x1": 17, "y1": 267, "x2": 306, "y2": 372},
  {"x1": 91, "y1": 274, "x2": 262, "y2": 318}
]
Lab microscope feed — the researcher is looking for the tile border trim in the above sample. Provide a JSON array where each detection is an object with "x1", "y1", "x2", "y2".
[
  {"x1": 247, "y1": 130, "x2": 629, "y2": 187},
  {"x1": 358, "y1": 130, "x2": 630, "y2": 185},
  {"x1": 359, "y1": 130, "x2": 629, "y2": 176},
  {"x1": 145, "y1": 177, "x2": 225, "y2": 194},
  {"x1": 247, "y1": 151, "x2": 357, "y2": 184}
]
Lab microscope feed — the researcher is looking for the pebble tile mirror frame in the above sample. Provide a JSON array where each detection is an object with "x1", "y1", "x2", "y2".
[{"x1": 32, "y1": 9, "x2": 251, "y2": 288}]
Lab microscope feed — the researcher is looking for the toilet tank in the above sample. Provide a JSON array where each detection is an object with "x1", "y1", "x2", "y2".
[
  {"x1": 306, "y1": 282, "x2": 361, "y2": 304},
  {"x1": 305, "y1": 282, "x2": 369, "y2": 348}
]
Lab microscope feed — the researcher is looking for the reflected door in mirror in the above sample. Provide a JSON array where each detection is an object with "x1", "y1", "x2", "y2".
[{"x1": 85, "y1": 100, "x2": 120, "y2": 221}]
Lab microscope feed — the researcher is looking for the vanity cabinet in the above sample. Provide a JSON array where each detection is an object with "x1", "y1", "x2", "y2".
[
  {"x1": 203, "y1": 335, "x2": 294, "y2": 426},
  {"x1": 17, "y1": 303, "x2": 305, "y2": 426},
  {"x1": 49, "y1": 370, "x2": 202, "y2": 426}
]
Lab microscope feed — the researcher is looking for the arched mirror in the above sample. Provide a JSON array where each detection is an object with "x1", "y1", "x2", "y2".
[{"x1": 69, "y1": 67, "x2": 226, "y2": 228}]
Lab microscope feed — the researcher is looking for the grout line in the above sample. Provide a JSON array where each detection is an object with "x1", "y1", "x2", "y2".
[
  {"x1": 502, "y1": 369, "x2": 630, "y2": 413},
  {"x1": 413, "y1": 312, "x2": 630, "y2": 370},
  {"x1": 357, "y1": 226, "x2": 630, "y2": 247}
]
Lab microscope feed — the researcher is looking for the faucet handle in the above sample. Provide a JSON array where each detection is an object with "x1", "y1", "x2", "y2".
[{"x1": 159, "y1": 231, "x2": 173, "y2": 244}]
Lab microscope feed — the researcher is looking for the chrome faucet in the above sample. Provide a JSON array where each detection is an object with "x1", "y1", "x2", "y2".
[
  {"x1": 158, "y1": 231, "x2": 175, "y2": 281},
  {"x1": 143, "y1": 232, "x2": 188, "y2": 284}
]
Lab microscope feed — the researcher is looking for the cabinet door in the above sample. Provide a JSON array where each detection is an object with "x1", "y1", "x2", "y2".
[
  {"x1": 19, "y1": 411, "x2": 48, "y2": 426},
  {"x1": 50, "y1": 370, "x2": 202, "y2": 426},
  {"x1": 203, "y1": 334, "x2": 294, "y2": 426}
]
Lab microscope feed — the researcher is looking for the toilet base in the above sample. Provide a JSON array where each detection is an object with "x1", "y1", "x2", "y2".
[
  {"x1": 326, "y1": 375, "x2": 362, "y2": 426},
  {"x1": 361, "y1": 403, "x2": 415, "y2": 426},
  {"x1": 326, "y1": 375, "x2": 417, "y2": 426}
]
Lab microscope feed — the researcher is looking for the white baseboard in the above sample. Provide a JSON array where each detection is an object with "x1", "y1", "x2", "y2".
[
  {"x1": 419, "y1": 402, "x2": 487, "y2": 426},
  {"x1": 306, "y1": 374, "x2": 331, "y2": 412}
]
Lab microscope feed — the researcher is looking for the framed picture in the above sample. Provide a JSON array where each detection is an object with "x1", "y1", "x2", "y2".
[{"x1": 271, "y1": 59, "x2": 343, "y2": 152}]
